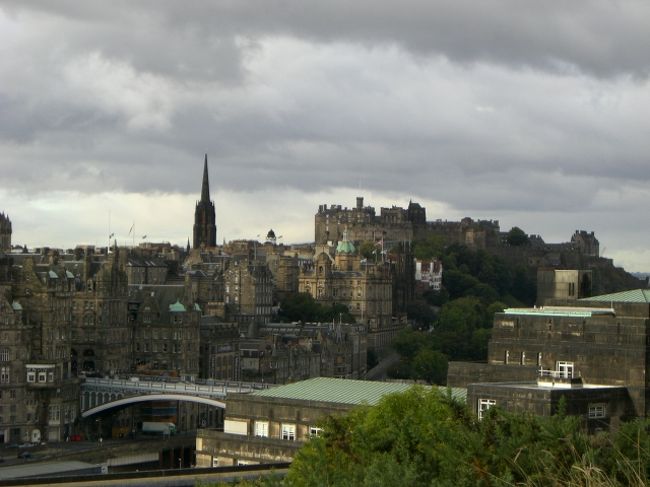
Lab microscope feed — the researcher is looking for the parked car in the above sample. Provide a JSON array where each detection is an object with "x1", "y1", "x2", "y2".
[{"x1": 18, "y1": 451, "x2": 32, "y2": 460}]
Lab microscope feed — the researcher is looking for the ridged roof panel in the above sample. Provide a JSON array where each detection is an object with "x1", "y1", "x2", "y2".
[{"x1": 250, "y1": 377, "x2": 466, "y2": 405}]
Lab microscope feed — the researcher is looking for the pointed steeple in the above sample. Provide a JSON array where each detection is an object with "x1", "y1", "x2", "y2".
[
  {"x1": 201, "y1": 154, "x2": 210, "y2": 203},
  {"x1": 193, "y1": 154, "x2": 217, "y2": 249}
]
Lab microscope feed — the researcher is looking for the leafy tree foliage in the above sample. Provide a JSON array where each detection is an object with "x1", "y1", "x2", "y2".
[
  {"x1": 413, "y1": 234, "x2": 445, "y2": 260},
  {"x1": 506, "y1": 226, "x2": 530, "y2": 246},
  {"x1": 277, "y1": 293, "x2": 355, "y2": 324},
  {"x1": 285, "y1": 388, "x2": 650, "y2": 487},
  {"x1": 358, "y1": 241, "x2": 377, "y2": 260}
]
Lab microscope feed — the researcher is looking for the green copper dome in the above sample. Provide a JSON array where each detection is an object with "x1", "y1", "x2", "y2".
[
  {"x1": 169, "y1": 299, "x2": 186, "y2": 312},
  {"x1": 336, "y1": 240, "x2": 356, "y2": 254},
  {"x1": 336, "y1": 230, "x2": 356, "y2": 255}
]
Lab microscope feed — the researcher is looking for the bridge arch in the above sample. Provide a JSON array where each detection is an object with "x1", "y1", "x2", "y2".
[{"x1": 81, "y1": 393, "x2": 226, "y2": 418}]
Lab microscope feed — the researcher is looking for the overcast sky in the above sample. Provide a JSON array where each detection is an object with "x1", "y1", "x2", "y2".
[{"x1": 1, "y1": 1, "x2": 649, "y2": 270}]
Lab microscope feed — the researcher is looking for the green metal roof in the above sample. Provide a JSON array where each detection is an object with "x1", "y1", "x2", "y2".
[
  {"x1": 168, "y1": 299, "x2": 186, "y2": 312},
  {"x1": 503, "y1": 307, "x2": 614, "y2": 318},
  {"x1": 580, "y1": 289, "x2": 650, "y2": 304},
  {"x1": 250, "y1": 377, "x2": 466, "y2": 406}
]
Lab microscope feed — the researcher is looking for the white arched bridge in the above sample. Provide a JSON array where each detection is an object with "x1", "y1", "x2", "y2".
[{"x1": 81, "y1": 377, "x2": 270, "y2": 418}]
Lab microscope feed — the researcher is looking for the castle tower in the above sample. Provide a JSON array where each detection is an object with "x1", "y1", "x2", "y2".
[
  {"x1": 193, "y1": 155, "x2": 217, "y2": 248},
  {"x1": 0, "y1": 212, "x2": 11, "y2": 252}
]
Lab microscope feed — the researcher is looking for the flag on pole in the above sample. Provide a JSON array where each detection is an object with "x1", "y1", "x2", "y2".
[
  {"x1": 109, "y1": 233, "x2": 114, "y2": 239},
  {"x1": 128, "y1": 224, "x2": 134, "y2": 235},
  {"x1": 142, "y1": 235, "x2": 147, "y2": 239}
]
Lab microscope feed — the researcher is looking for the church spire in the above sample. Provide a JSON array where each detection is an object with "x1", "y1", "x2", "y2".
[
  {"x1": 201, "y1": 154, "x2": 210, "y2": 203},
  {"x1": 193, "y1": 154, "x2": 217, "y2": 249}
]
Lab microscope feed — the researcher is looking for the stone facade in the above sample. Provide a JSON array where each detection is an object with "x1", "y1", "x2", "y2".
[
  {"x1": 571, "y1": 230, "x2": 600, "y2": 257},
  {"x1": 193, "y1": 155, "x2": 217, "y2": 249},
  {"x1": 70, "y1": 247, "x2": 131, "y2": 376},
  {"x1": 196, "y1": 394, "x2": 354, "y2": 466},
  {"x1": 199, "y1": 318, "x2": 240, "y2": 381},
  {"x1": 449, "y1": 291, "x2": 650, "y2": 427},
  {"x1": 223, "y1": 258, "x2": 273, "y2": 326},
  {"x1": 298, "y1": 236, "x2": 398, "y2": 352},
  {"x1": 0, "y1": 213, "x2": 10, "y2": 252},
  {"x1": 1, "y1": 257, "x2": 80, "y2": 443},
  {"x1": 128, "y1": 285, "x2": 201, "y2": 381},
  {"x1": 468, "y1": 382, "x2": 633, "y2": 433},
  {"x1": 245, "y1": 322, "x2": 368, "y2": 382},
  {"x1": 536, "y1": 268, "x2": 592, "y2": 305},
  {"x1": 195, "y1": 378, "x2": 414, "y2": 466},
  {"x1": 315, "y1": 197, "x2": 501, "y2": 251}
]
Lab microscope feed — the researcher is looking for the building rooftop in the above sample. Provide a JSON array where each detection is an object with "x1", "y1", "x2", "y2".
[
  {"x1": 250, "y1": 377, "x2": 466, "y2": 406},
  {"x1": 580, "y1": 288, "x2": 650, "y2": 304},
  {"x1": 503, "y1": 306, "x2": 615, "y2": 318}
]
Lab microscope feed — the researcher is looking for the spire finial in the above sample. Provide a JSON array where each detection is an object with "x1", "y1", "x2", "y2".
[{"x1": 201, "y1": 154, "x2": 210, "y2": 202}]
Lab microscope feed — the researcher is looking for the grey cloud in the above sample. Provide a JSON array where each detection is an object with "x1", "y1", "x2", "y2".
[
  {"x1": 1, "y1": 1, "x2": 649, "y2": 268},
  {"x1": 3, "y1": 1, "x2": 649, "y2": 78}
]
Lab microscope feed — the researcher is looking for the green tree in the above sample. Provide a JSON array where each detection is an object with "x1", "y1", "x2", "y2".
[
  {"x1": 286, "y1": 388, "x2": 650, "y2": 486},
  {"x1": 406, "y1": 300, "x2": 437, "y2": 329},
  {"x1": 411, "y1": 348, "x2": 448, "y2": 384},
  {"x1": 506, "y1": 226, "x2": 530, "y2": 246},
  {"x1": 413, "y1": 235, "x2": 445, "y2": 260},
  {"x1": 358, "y1": 241, "x2": 377, "y2": 260}
]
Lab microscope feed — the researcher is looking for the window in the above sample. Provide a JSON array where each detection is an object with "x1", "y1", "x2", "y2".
[
  {"x1": 254, "y1": 421, "x2": 269, "y2": 437},
  {"x1": 0, "y1": 349, "x2": 9, "y2": 362},
  {"x1": 588, "y1": 403, "x2": 607, "y2": 419},
  {"x1": 281, "y1": 423, "x2": 296, "y2": 441},
  {"x1": 27, "y1": 372, "x2": 35, "y2": 383},
  {"x1": 38, "y1": 372, "x2": 47, "y2": 382},
  {"x1": 0, "y1": 366, "x2": 9, "y2": 383},
  {"x1": 309, "y1": 426, "x2": 323, "y2": 437},
  {"x1": 478, "y1": 399, "x2": 496, "y2": 420},
  {"x1": 556, "y1": 361, "x2": 574, "y2": 379},
  {"x1": 504, "y1": 350, "x2": 510, "y2": 365}
]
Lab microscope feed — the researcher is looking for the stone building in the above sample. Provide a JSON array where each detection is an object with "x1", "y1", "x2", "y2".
[
  {"x1": 257, "y1": 322, "x2": 368, "y2": 380},
  {"x1": 193, "y1": 155, "x2": 217, "y2": 249},
  {"x1": 223, "y1": 258, "x2": 273, "y2": 326},
  {"x1": 126, "y1": 256, "x2": 168, "y2": 285},
  {"x1": 128, "y1": 285, "x2": 201, "y2": 381},
  {"x1": 1, "y1": 257, "x2": 81, "y2": 443},
  {"x1": 571, "y1": 230, "x2": 599, "y2": 257},
  {"x1": 70, "y1": 246, "x2": 131, "y2": 376},
  {"x1": 199, "y1": 317, "x2": 240, "y2": 381},
  {"x1": 238, "y1": 337, "x2": 321, "y2": 384},
  {"x1": 449, "y1": 288, "x2": 650, "y2": 429},
  {"x1": 315, "y1": 197, "x2": 423, "y2": 246},
  {"x1": 264, "y1": 247, "x2": 300, "y2": 302},
  {"x1": 415, "y1": 259, "x2": 443, "y2": 291},
  {"x1": 298, "y1": 233, "x2": 397, "y2": 352},
  {"x1": 536, "y1": 268, "x2": 592, "y2": 306},
  {"x1": 315, "y1": 197, "x2": 501, "y2": 251},
  {"x1": 195, "y1": 378, "x2": 416, "y2": 466},
  {"x1": 0, "y1": 213, "x2": 10, "y2": 252}
]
